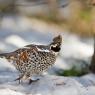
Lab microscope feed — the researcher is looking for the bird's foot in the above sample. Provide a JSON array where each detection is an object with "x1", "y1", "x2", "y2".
[
  {"x1": 14, "y1": 76, "x2": 23, "y2": 84},
  {"x1": 28, "y1": 79, "x2": 39, "y2": 84}
]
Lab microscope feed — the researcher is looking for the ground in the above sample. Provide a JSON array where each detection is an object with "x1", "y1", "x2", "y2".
[{"x1": 0, "y1": 66, "x2": 95, "y2": 95}]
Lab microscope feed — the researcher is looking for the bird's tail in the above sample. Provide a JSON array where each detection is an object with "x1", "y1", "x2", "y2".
[
  {"x1": 0, "y1": 53, "x2": 14, "y2": 62},
  {"x1": 0, "y1": 53, "x2": 12, "y2": 59}
]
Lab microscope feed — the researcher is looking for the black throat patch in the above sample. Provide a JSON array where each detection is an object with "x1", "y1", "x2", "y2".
[{"x1": 51, "y1": 46, "x2": 60, "y2": 52}]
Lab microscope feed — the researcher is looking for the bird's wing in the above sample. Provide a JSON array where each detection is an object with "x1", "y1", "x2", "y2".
[
  {"x1": 25, "y1": 44, "x2": 51, "y2": 53},
  {"x1": 0, "y1": 44, "x2": 50, "y2": 62}
]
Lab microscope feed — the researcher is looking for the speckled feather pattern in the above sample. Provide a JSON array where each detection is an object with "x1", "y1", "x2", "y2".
[
  {"x1": 0, "y1": 35, "x2": 62, "y2": 81},
  {"x1": 12, "y1": 46, "x2": 56, "y2": 77}
]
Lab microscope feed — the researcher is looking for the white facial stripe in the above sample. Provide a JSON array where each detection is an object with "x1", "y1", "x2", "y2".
[
  {"x1": 36, "y1": 47, "x2": 50, "y2": 52},
  {"x1": 51, "y1": 44, "x2": 58, "y2": 48}
]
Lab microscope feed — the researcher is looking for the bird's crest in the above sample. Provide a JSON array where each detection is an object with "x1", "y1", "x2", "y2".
[{"x1": 50, "y1": 35, "x2": 62, "y2": 52}]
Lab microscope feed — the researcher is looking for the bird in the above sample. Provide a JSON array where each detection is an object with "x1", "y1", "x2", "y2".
[{"x1": 0, "y1": 35, "x2": 62, "y2": 84}]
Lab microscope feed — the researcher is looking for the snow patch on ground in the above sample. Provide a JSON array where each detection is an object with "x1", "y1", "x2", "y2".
[{"x1": 0, "y1": 68, "x2": 95, "y2": 95}]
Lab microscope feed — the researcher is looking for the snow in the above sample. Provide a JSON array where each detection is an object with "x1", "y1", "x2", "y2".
[
  {"x1": 0, "y1": 16, "x2": 94, "y2": 95},
  {"x1": 61, "y1": 33, "x2": 93, "y2": 59},
  {"x1": 5, "y1": 35, "x2": 29, "y2": 48}
]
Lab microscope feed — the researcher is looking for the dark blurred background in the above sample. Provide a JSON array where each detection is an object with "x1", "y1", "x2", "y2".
[{"x1": 0, "y1": 0, "x2": 95, "y2": 77}]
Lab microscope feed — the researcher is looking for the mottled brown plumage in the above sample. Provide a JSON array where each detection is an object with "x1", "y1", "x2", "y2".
[{"x1": 0, "y1": 35, "x2": 62, "y2": 84}]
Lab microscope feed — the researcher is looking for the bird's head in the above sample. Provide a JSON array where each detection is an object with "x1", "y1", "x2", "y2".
[{"x1": 50, "y1": 35, "x2": 62, "y2": 52}]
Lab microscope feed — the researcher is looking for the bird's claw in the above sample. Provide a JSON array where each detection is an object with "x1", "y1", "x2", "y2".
[{"x1": 28, "y1": 79, "x2": 39, "y2": 84}]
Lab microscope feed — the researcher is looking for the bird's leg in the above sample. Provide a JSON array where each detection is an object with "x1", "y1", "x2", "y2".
[
  {"x1": 28, "y1": 78, "x2": 39, "y2": 84},
  {"x1": 15, "y1": 77, "x2": 21, "y2": 84},
  {"x1": 14, "y1": 74, "x2": 24, "y2": 84}
]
